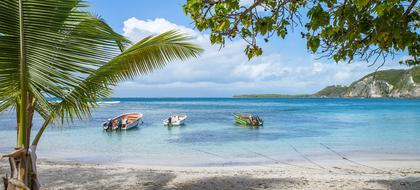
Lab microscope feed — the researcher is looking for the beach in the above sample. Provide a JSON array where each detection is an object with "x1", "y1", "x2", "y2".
[
  {"x1": 1, "y1": 98, "x2": 420, "y2": 189},
  {"x1": 1, "y1": 0, "x2": 419, "y2": 188},
  {"x1": 1, "y1": 158, "x2": 420, "y2": 190}
]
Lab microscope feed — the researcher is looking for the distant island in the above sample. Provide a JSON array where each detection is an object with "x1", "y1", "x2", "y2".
[{"x1": 234, "y1": 66, "x2": 420, "y2": 98}]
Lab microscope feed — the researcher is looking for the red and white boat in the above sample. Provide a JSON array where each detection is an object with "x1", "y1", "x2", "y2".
[{"x1": 103, "y1": 113, "x2": 143, "y2": 131}]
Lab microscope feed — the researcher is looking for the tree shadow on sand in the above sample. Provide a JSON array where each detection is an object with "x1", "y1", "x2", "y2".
[
  {"x1": 365, "y1": 177, "x2": 420, "y2": 190},
  {"x1": 1, "y1": 160, "x2": 307, "y2": 190},
  {"x1": 161, "y1": 176, "x2": 308, "y2": 190},
  {"x1": 0, "y1": 160, "x2": 176, "y2": 190},
  {"x1": 2, "y1": 160, "x2": 420, "y2": 190}
]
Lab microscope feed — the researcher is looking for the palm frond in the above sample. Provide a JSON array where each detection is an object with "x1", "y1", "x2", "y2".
[
  {"x1": 0, "y1": 0, "x2": 131, "y2": 116},
  {"x1": 0, "y1": 1, "x2": 20, "y2": 101},
  {"x1": 0, "y1": 1, "x2": 202, "y2": 147},
  {"x1": 54, "y1": 30, "x2": 203, "y2": 122},
  {"x1": 0, "y1": 97, "x2": 16, "y2": 113},
  {"x1": 23, "y1": 0, "x2": 130, "y2": 101}
]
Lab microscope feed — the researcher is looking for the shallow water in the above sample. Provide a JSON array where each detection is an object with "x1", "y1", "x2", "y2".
[{"x1": 0, "y1": 98, "x2": 419, "y2": 166}]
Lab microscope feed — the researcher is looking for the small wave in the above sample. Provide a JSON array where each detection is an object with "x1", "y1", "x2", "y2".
[
  {"x1": 98, "y1": 101, "x2": 121, "y2": 104},
  {"x1": 47, "y1": 100, "x2": 120, "y2": 104}
]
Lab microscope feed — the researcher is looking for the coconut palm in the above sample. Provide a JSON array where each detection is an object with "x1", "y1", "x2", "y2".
[{"x1": 0, "y1": 0, "x2": 202, "y2": 189}]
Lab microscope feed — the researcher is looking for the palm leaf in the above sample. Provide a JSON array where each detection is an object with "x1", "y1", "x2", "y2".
[
  {"x1": 0, "y1": 1, "x2": 20, "y2": 101},
  {"x1": 54, "y1": 30, "x2": 203, "y2": 123},
  {"x1": 0, "y1": 0, "x2": 130, "y2": 116},
  {"x1": 0, "y1": 1, "x2": 203, "y2": 146},
  {"x1": 32, "y1": 31, "x2": 202, "y2": 145}
]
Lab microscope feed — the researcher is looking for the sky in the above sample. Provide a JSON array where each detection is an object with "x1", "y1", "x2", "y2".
[{"x1": 88, "y1": 0, "x2": 408, "y2": 97}]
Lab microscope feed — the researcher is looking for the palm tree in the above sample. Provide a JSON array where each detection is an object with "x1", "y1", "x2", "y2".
[{"x1": 0, "y1": 0, "x2": 202, "y2": 189}]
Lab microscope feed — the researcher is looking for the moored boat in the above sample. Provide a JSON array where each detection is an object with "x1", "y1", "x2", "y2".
[
  {"x1": 234, "y1": 113, "x2": 263, "y2": 127},
  {"x1": 163, "y1": 114, "x2": 187, "y2": 126},
  {"x1": 103, "y1": 113, "x2": 143, "y2": 131}
]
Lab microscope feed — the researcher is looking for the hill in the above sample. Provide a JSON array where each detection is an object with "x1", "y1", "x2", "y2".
[{"x1": 234, "y1": 66, "x2": 420, "y2": 98}]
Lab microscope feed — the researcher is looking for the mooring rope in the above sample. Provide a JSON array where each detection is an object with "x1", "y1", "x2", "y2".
[
  {"x1": 189, "y1": 147, "x2": 240, "y2": 167},
  {"x1": 190, "y1": 147, "x2": 227, "y2": 160},
  {"x1": 242, "y1": 148, "x2": 316, "y2": 170},
  {"x1": 287, "y1": 143, "x2": 327, "y2": 170},
  {"x1": 320, "y1": 143, "x2": 392, "y2": 174}
]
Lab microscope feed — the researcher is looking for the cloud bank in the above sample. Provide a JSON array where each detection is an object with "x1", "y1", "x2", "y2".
[{"x1": 113, "y1": 17, "x2": 404, "y2": 97}]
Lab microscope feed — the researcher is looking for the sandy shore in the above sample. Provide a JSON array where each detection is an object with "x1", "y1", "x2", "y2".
[{"x1": 1, "y1": 158, "x2": 420, "y2": 190}]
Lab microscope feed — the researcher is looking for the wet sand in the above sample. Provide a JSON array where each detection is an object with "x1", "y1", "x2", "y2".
[{"x1": 1, "y1": 158, "x2": 420, "y2": 190}]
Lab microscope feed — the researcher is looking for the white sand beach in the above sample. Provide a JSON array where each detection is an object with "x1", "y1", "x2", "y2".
[{"x1": 1, "y1": 158, "x2": 420, "y2": 190}]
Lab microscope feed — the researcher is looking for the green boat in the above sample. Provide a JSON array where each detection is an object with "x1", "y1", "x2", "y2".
[{"x1": 234, "y1": 114, "x2": 263, "y2": 127}]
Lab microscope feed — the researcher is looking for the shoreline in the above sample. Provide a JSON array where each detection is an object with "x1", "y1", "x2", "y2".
[
  {"x1": 19, "y1": 148, "x2": 420, "y2": 167},
  {"x1": 1, "y1": 158, "x2": 420, "y2": 189}
]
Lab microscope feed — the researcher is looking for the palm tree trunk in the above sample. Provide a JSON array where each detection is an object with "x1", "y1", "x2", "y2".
[
  {"x1": 3, "y1": 149, "x2": 29, "y2": 190},
  {"x1": 3, "y1": 102, "x2": 38, "y2": 190},
  {"x1": 2, "y1": 0, "x2": 38, "y2": 189}
]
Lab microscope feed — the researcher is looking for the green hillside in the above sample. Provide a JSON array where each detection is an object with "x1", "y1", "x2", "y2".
[
  {"x1": 411, "y1": 66, "x2": 420, "y2": 83},
  {"x1": 353, "y1": 69, "x2": 407, "y2": 87},
  {"x1": 234, "y1": 66, "x2": 419, "y2": 98},
  {"x1": 349, "y1": 66, "x2": 420, "y2": 88},
  {"x1": 314, "y1": 85, "x2": 348, "y2": 97}
]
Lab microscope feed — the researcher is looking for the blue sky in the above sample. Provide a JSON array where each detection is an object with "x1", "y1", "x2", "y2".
[{"x1": 88, "y1": 0, "x2": 407, "y2": 97}]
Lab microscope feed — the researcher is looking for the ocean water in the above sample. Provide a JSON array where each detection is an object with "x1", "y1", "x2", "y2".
[{"x1": 0, "y1": 98, "x2": 419, "y2": 166}]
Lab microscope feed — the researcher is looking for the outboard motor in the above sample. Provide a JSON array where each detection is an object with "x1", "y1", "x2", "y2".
[
  {"x1": 251, "y1": 116, "x2": 257, "y2": 126},
  {"x1": 103, "y1": 119, "x2": 112, "y2": 130},
  {"x1": 256, "y1": 116, "x2": 263, "y2": 125},
  {"x1": 167, "y1": 117, "x2": 172, "y2": 126},
  {"x1": 116, "y1": 118, "x2": 123, "y2": 130}
]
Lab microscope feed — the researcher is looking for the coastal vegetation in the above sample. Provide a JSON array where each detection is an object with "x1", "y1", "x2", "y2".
[
  {"x1": 234, "y1": 66, "x2": 420, "y2": 98},
  {"x1": 313, "y1": 85, "x2": 349, "y2": 98},
  {"x1": 183, "y1": 0, "x2": 419, "y2": 65},
  {"x1": 357, "y1": 69, "x2": 408, "y2": 87},
  {"x1": 412, "y1": 66, "x2": 420, "y2": 83},
  {"x1": 0, "y1": 0, "x2": 202, "y2": 189}
]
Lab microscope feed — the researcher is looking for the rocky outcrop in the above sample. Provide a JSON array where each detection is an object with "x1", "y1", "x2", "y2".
[
  {"x1": 389, "y1": 73, "x2": 420, "y2": 98},
  {"x1": 344, "y1": 76, "x2": 394, "y2": 98},
  {"x1": 234, "y1": 67, "x2": 420, "y2": 99},
  {"x1": 313, "y1": 67, "x2": 420, "y2": 98},
  {"x1": 343, "y1": 72, "x2": 419, "y2": 98}
]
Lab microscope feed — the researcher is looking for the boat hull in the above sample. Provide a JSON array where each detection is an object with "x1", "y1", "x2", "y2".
[
  {"x1": 103, "y1": 113, "x2": 143, "y2": 131},
  {"x1": 124, "y1": 119, "x2": 141, "y2": 130},
  {"x1": 234, "y1": 114, "x2": 263, "y2": 127},
  {"x1": 163, "y1": 115, "x2": 187, "y2": 126}
]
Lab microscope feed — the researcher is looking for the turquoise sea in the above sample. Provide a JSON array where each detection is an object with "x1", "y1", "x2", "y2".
[{"x1": 0, "y1": 98, "x2": 419, "y2": 166}]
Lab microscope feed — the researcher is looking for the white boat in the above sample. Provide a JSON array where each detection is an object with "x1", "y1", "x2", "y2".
[
  {"x1": 103, "y1": 113, "x2": 143, "y2": 131},
  {"x1": 163, "y1": 114, "x2": 187, "y2": 126}
]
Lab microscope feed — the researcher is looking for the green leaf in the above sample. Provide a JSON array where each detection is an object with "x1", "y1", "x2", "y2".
[
  {"x1": 308, "y1": 36, "x2": 320, "y2": 53},
  {"x1": 277, "y1": 28, "x2": 286, "y2": 39},
  {"x1": 52, "y1": 30, "x2": 203, "y2": 123},
  {"x1": 354, "y1": 0, "x2": 369, "y2": 10}
]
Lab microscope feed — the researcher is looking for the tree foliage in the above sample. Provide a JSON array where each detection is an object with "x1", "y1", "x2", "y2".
[{"x1": 183, "y1": 0, "x2": 419, "y2": 65}]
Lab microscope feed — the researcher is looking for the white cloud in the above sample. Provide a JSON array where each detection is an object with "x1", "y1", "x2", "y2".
[
  {"x1": 113, "y1": 17, "x2": 407, "y2": 97},
  {"x1": 123, "y1": 17, "x2": 198, "y2": 41}
]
